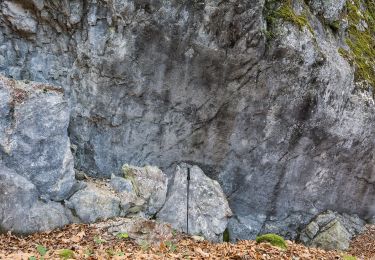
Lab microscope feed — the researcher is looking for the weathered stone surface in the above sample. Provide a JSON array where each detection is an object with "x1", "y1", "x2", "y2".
[
  {"x1": 157, "y1": 164, "x2": 232, "y2": 242},
  {"x1": 110, "y1": 174, "x2": 133, "y2": 193},
  {"x1": 309, "y1": 220, "x2": 351, "y2": 251},
  {"x1": 308, "y1": 0, "x2": 347, "y2": 22},
  {"x1": 1, "y1": 1, "x2": 38, "y2": 34},
  {"x1": 299, "y1": 210, "x2": 365, "y2": 250},
  {"x1": 122, "y1": 164, "x2": 168, "y2": 217},
  {"x1": 0, "y1": 164, "x2": 70, "y2": 234},
  {"x1": 0, "y1": 75, "x2": 76, "y2": 202},
  {"x1": 0, "y1": 0, "x2": 374, "y2": 241},
  {"x1": 66, "y1": 184, "x2": 121, "y2": 223},
  {"x1": 95, "y1": 217, "x2": 174, "y2": 245}
]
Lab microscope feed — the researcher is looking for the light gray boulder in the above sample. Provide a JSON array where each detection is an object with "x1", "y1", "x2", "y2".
[
  {"x1": 299, "y1": 210, "x2": 365, "y2": 250},
  {"x1": 0, "y1": 164, "x2": 70, "y2": 234},
  {"x1": 157, "y1": 164, "x2": 232, "y2": 242},
  {"x1": 0, "y1": 75, "x2": 76, "y2": 202},
  {"x1": 66, "y1": 184, "x2": 121, "y2": 223},
  {"x1": 122, "y1": 164, "x2": 168, "y2": 216}
]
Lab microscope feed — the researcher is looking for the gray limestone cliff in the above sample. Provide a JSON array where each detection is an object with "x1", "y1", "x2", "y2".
[{"x1": 0, "y1": 0, "x2": 374, "y2": 241}]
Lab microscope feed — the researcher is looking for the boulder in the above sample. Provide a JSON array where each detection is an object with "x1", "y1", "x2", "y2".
[
  {"x1": 65, "y1": 168, "x2": 164, "y2": 223},
  {"x1": 299, "y1": 210, "x2": 365, "y2": 250},
  {"x1": 122, "y1": 164, "x2": 168, "y2": 216},
  {"x1": 157, "y1": 164, "x2": 232, "y2": 242},
  {"x1": 66, "y1": 184, "x2": 121, "y2": 223},
  {"x1": 0, "y1": 164, "x2": 70, "y2": 234},
  {"x1": 0, "y1": 75, "x2": 76, "y2": 202}
]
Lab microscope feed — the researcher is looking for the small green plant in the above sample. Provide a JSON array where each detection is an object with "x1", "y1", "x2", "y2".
[
  {"x1": 106, "y1": 249, "x2": 116, "y2": 256},
  {"x1": 57, "y1": 249, "x2": 74, "y2": 260},
  {"x1": 94, "y1": 236, "x2": 106, "y2": 244},
  {"x1": 172, "y1": 229, "x2": 177, "y2": 236},
  {"x1": 36, "y1": 245, "x2": 48, "y2": 256},
  {"x1": 256, "y1": 233, "x2": 287, "y2": 249},
  {"x1": 140, "y1": 240, "x2": 150, "y2": 251},
  {"x1": 117, "y1": 251, "x2": 125, "y2": 256},
  {"x1": 84, "y1": 249, "x2": 93, "y2": 256},
  {"x1": 343, "y1": 255, "x2": 357, "y2": 260},
  {"x1": 116, "y1": 232, "x2": 129, "y2": 239},
  {"x1": 223, "y1": 228, "x2": 230, "y2": 242},
  {"x1": 28, "y1": 257, "x2": 37, "y2": 260},
  {"x1": 165, "y1": 240, "x2": 177, "y2": 252}
]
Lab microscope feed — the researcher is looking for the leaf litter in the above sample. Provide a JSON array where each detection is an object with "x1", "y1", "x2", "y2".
[{"x1": 0, "y1": 220, "x2": 373, "y2": 260}]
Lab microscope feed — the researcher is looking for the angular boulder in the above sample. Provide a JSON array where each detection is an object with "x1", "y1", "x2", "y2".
[
  {"x1": 0, "y1": 75, "x2": 76, "y2": 201},
  {"x1": 0, "y1": 75, "x2": 77, "y2": 234},
  {"x1": 66, "y1": 165, "x2": 167, "y2": 223},
  {"x1": 157, "y1": 164, "x2": 232, "y2": 242},
  {"x1": 299, "y1": 210, "x2": 365, "y2": 250},
  {"x1": 122, "y1": 164, "x2": 168, "y2": 216},
  {"x1": 0, "y1": 164, "x2": 70, "y2": 234},
  {"x1": 66, "y1": 184, "x2": 121, "y2": 223}
]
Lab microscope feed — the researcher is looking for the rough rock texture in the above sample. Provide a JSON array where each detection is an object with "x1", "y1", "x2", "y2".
[
  {"x1": 157, "y1": 164, "x2": 232, "y2": 242},
  {"x1": 0, "y1": 75, "x2": 77, "y2": 234},
  {"x1": 0, "y1": 164, "x2": 70, "y2": 234},
  {"x1": 66, "y1": 165, "x2": 168, "y2": 223},
  {"x1": 0, "y1": 0, "x2": 375, "y2": 240},
  {"x1": 307, "y1": 0, "x2": 347, "y2": 22},
  {"x1": 66, "y1": 184, "x2": 121, "y2": 223},
  {"x1": 110, "y1": 174, "x2": 133, "y2": 193},
  {"x1": 0, "y1": 75, "x2": 76, "y2": 201},
  {"x1": 95, "y1": 217, "x2": 174, "y2": 245},
  {"x1": 299, "y1": 210, "x2": 365, "y2": 250},
  {"x1": 122, "y1": 164, "x2": 168, "y2": 217}
]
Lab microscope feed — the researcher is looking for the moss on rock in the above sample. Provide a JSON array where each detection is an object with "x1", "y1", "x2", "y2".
[
  {"x1": 339, "y1": 0, "x2": 375, "y2": 88},
  {"x1": 264, "y1": 0, "x2": 313, "y2": 40}
]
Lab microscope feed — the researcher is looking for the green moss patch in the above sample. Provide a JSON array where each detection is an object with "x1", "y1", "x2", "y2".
[
  {"x1": 339, "y1": 0, "x2": 375, "y2": 88},
  {"x1": 256, "y1": 234, "x2": 287, "y2": 249},
  {"x1": 264, "y1": 0, "x2": 313, "y2": 39}
]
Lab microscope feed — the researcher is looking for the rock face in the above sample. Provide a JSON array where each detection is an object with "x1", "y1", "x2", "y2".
[
  {"x1": 0, "y1": 0, "x2": 375, "y2": 241},
  {"x1": 157, "y1": 164, "x2": 232, "y2": 242},
  {"x1": 299, "y1": 210, "x2": 365, "y2": 250}
]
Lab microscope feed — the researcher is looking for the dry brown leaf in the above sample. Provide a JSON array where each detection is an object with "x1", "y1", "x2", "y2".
[{"x1": 71, "y1": 231, "x2": 85, "y2": 243}]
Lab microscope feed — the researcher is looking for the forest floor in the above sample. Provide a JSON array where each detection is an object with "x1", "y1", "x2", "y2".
[{"x1": 0, "y1": 220, "x2": 373, "y2": 260}]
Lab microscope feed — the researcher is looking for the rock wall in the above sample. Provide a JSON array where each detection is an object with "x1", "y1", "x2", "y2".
[{"x1": 0, "y1": 0, "x2": 374, "y2": 240}]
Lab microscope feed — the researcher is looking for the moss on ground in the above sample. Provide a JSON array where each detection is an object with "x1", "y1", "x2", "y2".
[
  {"x1": 256, "y1": 234, "x2": 287, "y2": 249},
  {"x1": 339, "y1": 0, "x2": 375, "y2": 88}
]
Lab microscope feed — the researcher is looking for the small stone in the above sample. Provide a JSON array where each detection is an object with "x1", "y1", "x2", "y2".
[
  {"x1": 192, "y1": 235, "x2": 205, "y2": 241},
  {"x1": 110, "y1": 174, "x2": 133, "y2": 193}
]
